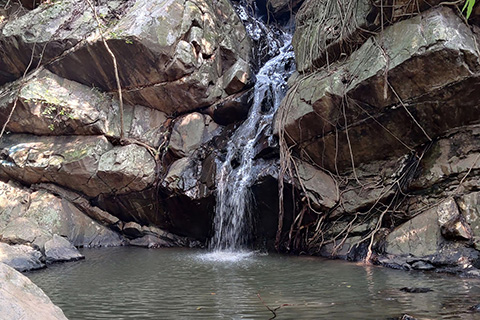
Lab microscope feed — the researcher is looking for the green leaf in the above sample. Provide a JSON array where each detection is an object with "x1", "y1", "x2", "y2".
[{"x1": 463, "y1": 0, "x2": 476, "y2": 20}]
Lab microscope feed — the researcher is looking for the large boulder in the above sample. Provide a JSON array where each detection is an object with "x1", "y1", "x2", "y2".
[
  {"x1": 295, "y1": 160, "x2": 338, "y2": 210},
  {"x1": 0, "y1": 68, "x2": 168, "y2": 146},
  {"x1": 0, "y1": 262, "x2": 68, "y2": 320},
  {"x1": 293, "y1": 0, "x2": 444, "y2": 72},
  {"x1": 410, "y1": 125, "x2": 480, "y2": 190},
  {"x1": 0, "y1": 134, "x2": 155, "y2": 197},
  {"x1": 47, "y1": 0, "x2": 252, "y2": 113},
  {"x1": 278, "y1": 7, "x2": 480, "y2": 173},
  {"x1": 0, "y1": 181, "x2": 124, "y2": 247},
  {"x1": 0, "y1": 0, "x2": 127, "y2": 84}
]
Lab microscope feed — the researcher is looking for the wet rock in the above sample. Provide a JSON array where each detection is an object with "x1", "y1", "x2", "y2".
[
  {"x1": 0, "y1": 242, "x2": 44, "y2": 271},
  {"x1": 223, "y1": 58, "x2": 252, "y2": 95},
  {"x1": 279, "y1": 7, "x2": 480, "y2": 173},
  {"x1": 0, "y1": 262, "x2": 68, "y2": 320},
  {"x1": 441, "y1": 215, "x2": 472, "y2": 241},
  {"x1": 411, "y1": 261, "x2": 435, "y2": 271},
  {"x1": 458, "y1": 191, "x2": 480, "y2": 239},
  {"x1": 44, "y1": 235, "x2": 84, "y2": 264},
  {"x1": 251, "y1": 169, "x2": 296, "y2": 248},
  {"x1": 94, "y1": 187, "x2": 166, "y2": 228},
  {"x1": 400, "y1": 287, "x2": 433, "y2": 293},
  {"x1": 206, "y1": 88, "x2": 253, "y2": 125},
  {"x1": 161, "y1": 155, "x2": 215, "y2": 239},
  {"x1": 47, "y1": 0, "x2": 251, "y2": 113},
  {"x1": 469, "y1": 304, "x2": 480, "y2": 312},
  {"x1": 320, "y1": 236, "x2": 365, "y2": 260},
  {"x1": 266, "y1": 0, "x2": 304, "y2": 19},
  {"x1": 169, "y1": 113, "x2": 220, "y2": 158},
  {"x1": 19, "y1": 0, "x2": 43, "y2": 10},
  {"x1": 141, "y1": 225, "x2": 196, "y2": 247}
]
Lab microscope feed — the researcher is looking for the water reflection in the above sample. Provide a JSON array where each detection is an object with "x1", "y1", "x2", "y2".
[{"x1": 26, "y1": 248, "x2": 480, "y2": 320}]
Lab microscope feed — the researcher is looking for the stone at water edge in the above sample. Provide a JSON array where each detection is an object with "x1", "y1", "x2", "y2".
[
  {"x1": 44, "y1": 234, "x2": 85, "y2": 264},
  {"x1": 0, "y1": 262, "x2": 68, "y2": 320},
  {"x1": 0, "y1": 242, "x2": 44, "y2": 272}
]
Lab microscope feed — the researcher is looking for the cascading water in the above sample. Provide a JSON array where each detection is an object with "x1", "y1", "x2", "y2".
[{"x1": 209, "y1": 8, "x2": 295, "y2": 253}]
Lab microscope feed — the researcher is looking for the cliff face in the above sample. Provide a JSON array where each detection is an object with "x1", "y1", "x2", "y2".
[
  {"x1": 276, "y1": 1, "x2": 480, "y2": 275},
  {"x1": 0, "y1": 0, "x2": 479, "y2": 276}
]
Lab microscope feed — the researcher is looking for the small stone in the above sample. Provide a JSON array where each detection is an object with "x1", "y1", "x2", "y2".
[{"x1": 411, "y1": 261, "x2": 435, "y2": 271}]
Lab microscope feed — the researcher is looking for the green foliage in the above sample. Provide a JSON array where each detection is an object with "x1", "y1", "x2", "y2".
[
  {"x1": 24, "y1": 98, "x2": 75, "y2": 131},
  {"x1": 463, "y1": 0, "x2": 476, "y2": 20}
]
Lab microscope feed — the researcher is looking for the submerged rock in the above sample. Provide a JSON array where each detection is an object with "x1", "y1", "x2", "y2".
[{"x1": 399, "y1": 287, "x2": 433, "y2": 293}]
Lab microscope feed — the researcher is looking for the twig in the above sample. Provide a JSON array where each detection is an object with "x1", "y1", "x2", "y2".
[
  {"x1": 257, "y1": 293, "x2": 286, "y2": 320},
  {"x1": 85, "y1": 0, "x2": 125, "y2": 140},
  {"x1": 0, "y1": 41, "x2": 39, "y2": 140}
]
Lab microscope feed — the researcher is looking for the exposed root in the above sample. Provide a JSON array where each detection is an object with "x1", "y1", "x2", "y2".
[{"x1": 85, "y1": 0, "x2": 125, "y2": 140}]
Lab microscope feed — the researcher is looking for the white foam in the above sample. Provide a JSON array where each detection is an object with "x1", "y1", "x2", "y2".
[{"x1": 198, "y1": 250, "x2": 256, "y2": 263}]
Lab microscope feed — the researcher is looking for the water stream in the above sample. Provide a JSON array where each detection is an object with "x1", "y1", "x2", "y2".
[{"x1": 210, "y1": 7, "x2": 295, "y2": 252}]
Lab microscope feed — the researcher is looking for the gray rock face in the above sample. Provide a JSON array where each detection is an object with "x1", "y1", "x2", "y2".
[
  {"x1": 0, "y1": 243, "x2": 44, "y2": 272},
  {"x1": 279, "y1": 7, "x2": 480, "y2": 173},
  {"x1": 0, "y1": 262, "x2": 68, "y2": 320},
  {"x1": 0, "y1": 0, "x2": 107, "y2": 84},
  {"x1": 46, "y1": 0, "x2": 251, "y2": 114}
]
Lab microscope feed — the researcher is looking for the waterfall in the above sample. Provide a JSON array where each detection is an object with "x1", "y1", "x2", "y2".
[{"x1": 210, "y1": 8, "x2": 295, "y2": 252}]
